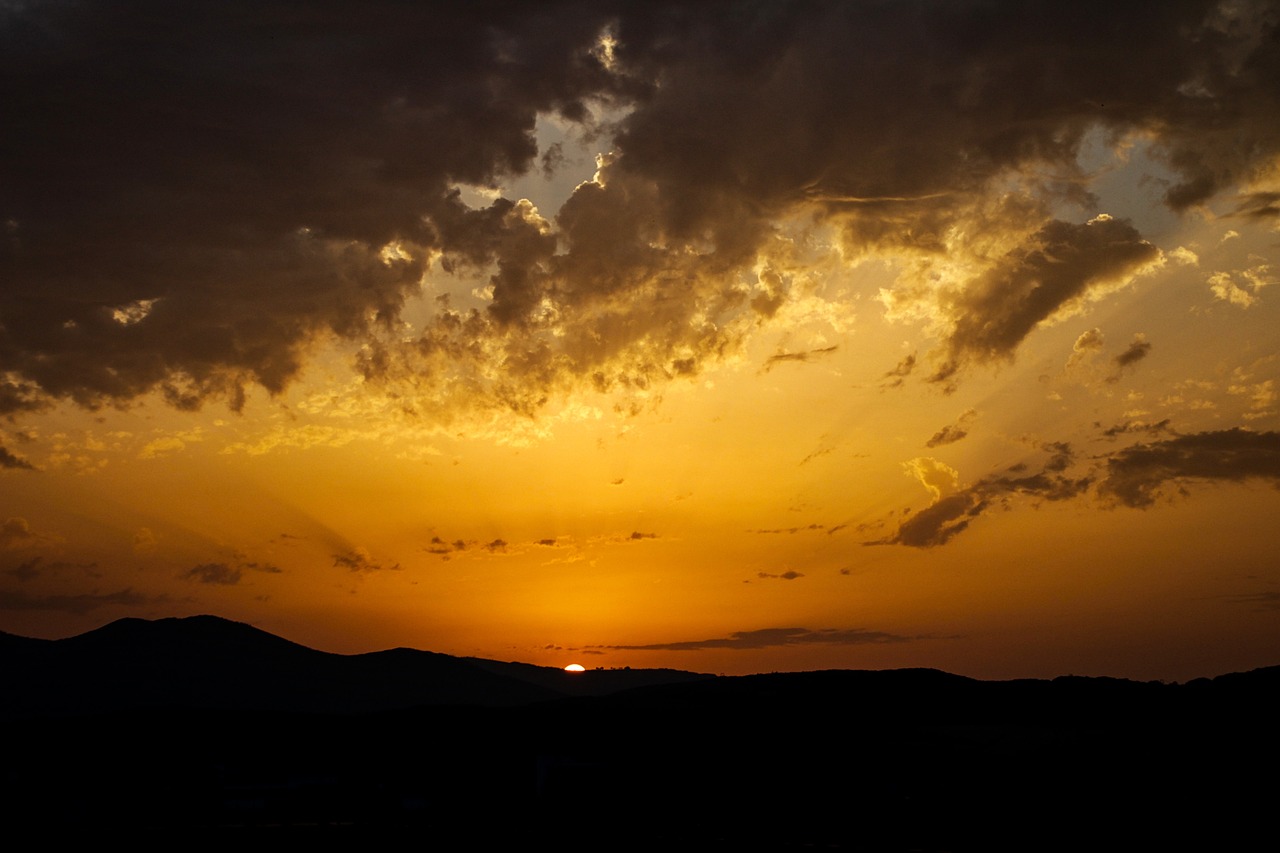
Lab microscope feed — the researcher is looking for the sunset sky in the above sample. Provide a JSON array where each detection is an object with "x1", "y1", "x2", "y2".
[{"x1": 3, "y1": 0, "x2": 1279, "y2": 681}]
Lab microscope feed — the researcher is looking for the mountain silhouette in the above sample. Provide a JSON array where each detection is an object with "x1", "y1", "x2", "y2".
[
  {"x1": 2, "y1": 616, "x2": 1275, "y2": 848},
  {"x1": 0, "y1": 615, "x2": 709, "y2": 716}
]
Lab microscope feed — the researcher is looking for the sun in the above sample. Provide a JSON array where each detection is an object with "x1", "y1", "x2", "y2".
[{"x1": 563, "y1": 663, "x2": 586, "y2": 672}]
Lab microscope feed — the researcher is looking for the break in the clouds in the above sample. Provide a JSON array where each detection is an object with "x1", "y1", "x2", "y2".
[
  {"x1": 596, "y1": 626, "x2": 911, "y2": 652},
  {"x1": 4, "y1": 1, "x2": 1280, "y2": 418}
]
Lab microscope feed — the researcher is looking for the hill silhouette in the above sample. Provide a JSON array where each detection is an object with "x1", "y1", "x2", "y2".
[{"x1": 1, "y1": 616, "x2": 1275, "y2": 848}]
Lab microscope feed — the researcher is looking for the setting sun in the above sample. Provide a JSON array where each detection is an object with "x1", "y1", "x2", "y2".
[{"x1": 563, "y1": 664, "x2": 586, "y2": 673}]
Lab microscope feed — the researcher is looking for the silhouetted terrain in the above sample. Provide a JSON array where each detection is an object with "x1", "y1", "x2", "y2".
[{"x1": 2, "y1": 616, "x2": 1276, "y2": 849}]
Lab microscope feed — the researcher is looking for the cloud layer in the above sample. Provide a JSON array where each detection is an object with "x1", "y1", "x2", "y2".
[{"x1": 4, "y1": 1, "x2": 1279, "y2": 418}]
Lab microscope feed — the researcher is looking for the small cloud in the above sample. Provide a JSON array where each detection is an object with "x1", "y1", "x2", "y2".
[
  {"x1": 1222, "y1": 590, "x2": 1280, "y2": 611},
  {"x1": 132, "y1": 527, "x2": 159, "y2": 554},
  {"x1": 881, "y1": 353, "x2": 916, "y2": 389},
  {"x1": 925, "y1": 409, "x2": 977, "y2": 448},
  {"x1": 592, "y1": 626, "x2": 913, "y2": 652},
  {"x1": 1066, "y1": 327, "x2": 1104, "y2": 369},
  {"x1": 1169, "y1": 246, "x2": 1199, "y2": 266},
  {"x1": 757, "y1": 570, "x2": 805, "y2": 580},
  {"x1": 0, "y1": 587, "x2": 163, "y2": 615},
  {"x1": 183, "y1": 562, "x2": 242, "y2": 585},
  {"x1": 763, "y1": 345, "x2": 838, "y2": 372},
  {"x1": 1, "y1": 517, "x2": 42, "y2": 549},
  {"x1": 1107, "y1": 334, "x2": 1151, "y2": 381},
  {"x1": 5, "y1": 556, "x2": 43, "y2": 582},
  {"x1": 902, "y1": 457, "x2": 960, "y2": 501},
  {"x1": 628, "y1": 531, "x2": 657, "y2": 540},
  {"x1": 334, "y1": 547, "x2": 400, "y2": 572},
  {"x1": 0, "y1": 445, "x2": 35, "y2": 470}
]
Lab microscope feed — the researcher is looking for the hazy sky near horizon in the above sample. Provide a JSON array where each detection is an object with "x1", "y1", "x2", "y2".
[{"x1": 3, "y1": 0, "x2": 1279, "y2": 680}]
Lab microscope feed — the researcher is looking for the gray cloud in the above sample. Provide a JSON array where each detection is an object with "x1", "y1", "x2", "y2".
[
  {"x1": 0, "y1": 587, "x2": 161, "y2": 614},
  {"x1": 1098, "y1": 429, "x2": 1280, "y2": 508},
  {"x1": 5, "y1": 1, "x2": 1280, "y2": 417},
  {"x1": 595, "y1": 626, "x2": 911, "y2": 652},
  {"x1": 183, "y1": 563, "x2": 242, "y2": 586}
]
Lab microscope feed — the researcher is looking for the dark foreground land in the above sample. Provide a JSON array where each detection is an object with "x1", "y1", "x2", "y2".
[{"x1": 2, "y1": 616, "x2": 1275, "y2": 849}]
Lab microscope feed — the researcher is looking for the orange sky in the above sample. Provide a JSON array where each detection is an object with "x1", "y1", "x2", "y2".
[{"x1": 2, "y1": 1, "x2": 1279, "y2": 681}]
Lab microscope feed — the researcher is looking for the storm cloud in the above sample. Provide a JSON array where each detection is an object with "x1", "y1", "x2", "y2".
[{"x1": 4, "y1": 1, "x2": 1280, "y2": 416}]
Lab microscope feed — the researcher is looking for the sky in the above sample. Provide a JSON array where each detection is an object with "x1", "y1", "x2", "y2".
[{"x1": 2, "y1": 0, "x2": 1279, "y2": 681}]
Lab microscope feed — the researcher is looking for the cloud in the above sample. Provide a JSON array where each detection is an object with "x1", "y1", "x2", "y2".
[
  {"x1": 756, "y1": 571, "x2": 805, "y2": 581},
  {"x1": 928, "y1": 216, "x2": 1161, "y2": 382},
  {"x1": 183, "y1": 563, "x2": 242, "y2": 586},
  {"x1": 1209, "y1": 264, "x2": 1274, "y2": 308},
  {"x1": 1098, "y1": 419, "x2": 1174, "y2": 439},
  {"x1": 333, "y1": 548, "x2": 400, "y2": 573},
  {"x1": 1067, "y1": 328, "x2": 1106, "y2": 369},
  {"x1": 2, "y1": 1, "x2": 1276, "y2": 418},
  {"x1": 1106, "y1": 334, "x2": 1153, "y2": 382},
  {"x1": 878, "y1": 443, "x2": 1090, "y2": 547},
  {"x1": 1113, "y1": 336, "x2": 1153, "y2": 369},
  {"x1": 1098, "y1": 428, "x2": 1280, "y2": 508},
  {"x1": 881, "y1": 354, "x2": 917, "y2": 390},
  {"x1": 762, "y1": 345, "x2": 838, "y2": 372},
  {"x1": 1, "y1": 517, "x2": 41, "y2": 549},
  {"x1": 1222, "y1": 591, "x2": 1280, "y2": 610},
  {"x1": 132, "y1": 527, "x2": 159, "y2": 555},
  {"x1": 4, "y1": 557, "x2": 42, "y2": 582},
  {"x1": 0, "y1": 446, "x2": 35, "y2": 470},
  {"x1": 0, "y1": 587, "x2": 161, "y2": 614},
  {"x1": 925, "y1": 409, "x2": 977, "y2": 448},
  {"x1": 594, "y1": 626, "x2": 911, "y2": 652},
  {"x1": 903, "y1": 457, "x2": 960, "y2": 501}
]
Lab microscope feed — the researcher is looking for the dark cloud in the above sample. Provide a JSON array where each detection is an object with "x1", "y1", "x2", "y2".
[
  {"x1": 333, "y1": 549, "x2": 399, "y2": 573},
  {"x1": 183, "y1": 563, "x2": 242, "y2": 586},
  {"x1": 1098, "y1": 429, "x2": 1280, "y2": 508},
  {"x1": 881, "y1": 354, "x2": 917, "y2": 390},
  {"x1": 629, "y1": 531, "x2": 657, "y2": 540},
  {"x1": 0, "y1": 587, "x2": 160, "y2": 614},
  {"x1": 6, "y1": 1, "x2": 1280, "y2": 416},
  {"x1": 596, "y1": 626, "x2": 911, "y2": 652},
  {"x1": 876, "y1": 443, "x2": 1090, "y2": 547},
  {"x1": 926, "y1": 409, "x2": 977, "y2": 448},
  {"x1": 0, "y1": 446, "x2": 35, "y2": 470},
  {"x1": 1, "y1": 0, "x2": 625, "y2": 414},
  {"x1": 5, "y1": 557, "x2": 42, "y2": 582},
  {"x1": 1098, "y1": 418, "x2": 1174, "y2": 439},
  {"x1": 757, "y1": 571, "x2": 805, "y2": 581},
  {"x1": 763, "y1": 345, "x2": 838, "y2": 372},
  {"x1": 931, "y1": 217, "x2": 1160, "y2": 381},
  {"x1": 1113, "y1": 337, "x2": 1153, "y2": 368},
  {"x1": 1222, "y1": 590, "x2": 1280, "y2": 610}
]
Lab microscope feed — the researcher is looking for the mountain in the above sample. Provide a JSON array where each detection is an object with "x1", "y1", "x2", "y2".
[
  {"x1": 1, "y1": 616, "x2": 1276, "y2": 847},
  {"x1": 0, "y1": 615, "x2": 710, "y2": 717}
]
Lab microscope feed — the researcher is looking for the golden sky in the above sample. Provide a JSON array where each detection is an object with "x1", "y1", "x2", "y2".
[{"x1": 2, "y1": 0, "x2": 1279, "y2": 680}]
